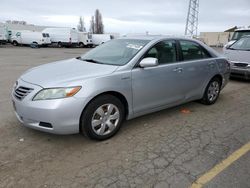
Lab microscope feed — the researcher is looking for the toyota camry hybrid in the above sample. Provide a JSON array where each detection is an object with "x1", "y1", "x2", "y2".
[{"x1": 12, "y1": 36, "x2": 230, "y2": 140}]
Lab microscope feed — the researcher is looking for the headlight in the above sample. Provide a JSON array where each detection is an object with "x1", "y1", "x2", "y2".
[{"x1": 33, "y1": 86, "x2": 81, "y2": 100}]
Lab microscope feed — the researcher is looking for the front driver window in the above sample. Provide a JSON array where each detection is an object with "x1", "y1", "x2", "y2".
[{"x1": 144, "y1": 40, "x2": 177, "y2": 64}]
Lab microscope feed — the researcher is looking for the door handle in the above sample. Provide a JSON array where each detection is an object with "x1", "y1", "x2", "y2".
[
  {"x1": 208, "y1": 62, "x2": 215, "y2": 65},
  {"x1": 208, "y1": 61, "x2": 216, "y2": 68},
  {"x1": 173, "y1": 67, "x2": 183, "y2": 73}
]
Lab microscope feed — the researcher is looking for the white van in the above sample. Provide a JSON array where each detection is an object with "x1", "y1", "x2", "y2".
[
  {"x1": 43, "y1": 28, "x2": 78, "y2": 47},
  {"x1": 11, "y1": 31, "x2": 51, "y2": 46},
  {"x1": 92, "y1": 34, "x2": 112, "y2": 46},
  {"x1": 224, "y1": 28, "x2": 250, "y2": 49},
  {"x1": 0, "y1": 26, "x2": 7, "y2": 45},
  {"x1": 77, "y1": 32, "x2": 93, "y2": 47}
]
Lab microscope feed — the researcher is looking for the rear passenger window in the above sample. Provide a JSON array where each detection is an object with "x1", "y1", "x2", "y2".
[
  {"x1": 180, "y1": 40, "x2": 211, "y2": 61},
  {"x1": 144, "y1": 40, "x2": 177, "y2": 64}
]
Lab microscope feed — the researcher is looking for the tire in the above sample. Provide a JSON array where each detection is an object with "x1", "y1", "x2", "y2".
[
  {"x1": 80, "y1": 95, "x2": 125, "y2": 140},
  {"x1": 79, "y1": 42, "x2": 84, "y2": 48},
  {"x1": 57, "y1": 42, "x2": 62, "y2": 48},
  {"x1": 13, "y1": 41, "x2": 18, "y2": 46},
  {"x1": 200, "y1": 77, "x2": 221, "y2": 105},
  {"x1": 33, "y1": 42, "x2": 39, "y2": 46}
]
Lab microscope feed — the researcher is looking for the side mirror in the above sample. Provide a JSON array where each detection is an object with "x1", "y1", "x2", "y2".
[{"x1": 139, "y1": 57, "x2": 158, "y2": 68}]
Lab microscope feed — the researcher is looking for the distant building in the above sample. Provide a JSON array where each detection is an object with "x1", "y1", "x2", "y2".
[
  {"x1": 200, "y1": 32, "x2": 232, "y2": 47},
  {"x1": 224, "y1": 26, "x2": 238, "y2": 32}
]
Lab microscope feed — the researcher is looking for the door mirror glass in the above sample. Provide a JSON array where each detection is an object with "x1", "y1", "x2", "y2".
[{"x1": 139, "y1": 57, "x2": 158, "y2": 68}]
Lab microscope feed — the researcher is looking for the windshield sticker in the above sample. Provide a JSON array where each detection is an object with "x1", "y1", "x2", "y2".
[{"x1": 126, "y1": 44, "x2": 143, "y2": 50}]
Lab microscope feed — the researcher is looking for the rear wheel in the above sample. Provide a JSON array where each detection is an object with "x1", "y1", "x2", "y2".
[
  {"x1": 57, "y1": 42, "x2": 62, "y2": 48},
  {"x1": 79, "y1": 42, "x2": 85, "y2": 48},
  {"x1": 200, "y1": 77, "x2": 221, "y2": 105},
  {"x1": 30, "y1": 42, "x2": 39, "y2": 48},
  {"x1": 80, "y1": 95, "x2": 125, "y2": 140}
]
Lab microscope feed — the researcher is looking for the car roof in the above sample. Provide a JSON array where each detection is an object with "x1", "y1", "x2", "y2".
[
  {"x1": 235, "y1": 28, "x2": 250, "y2": 31},
  {"x1": 118, "y1": 35, "x2": 196, "y2": 42}
]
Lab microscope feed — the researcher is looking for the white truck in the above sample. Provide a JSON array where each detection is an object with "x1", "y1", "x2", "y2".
[
  {"x1": 92, "y1": 34, "x2": 112, "y2": 46},
  {"x1": 0, "y1": 26, "x2": 7, "y2": 45},
  {"x1": 11, "y1": 31, "x2": 51, "y2": 46},
  {"x1": 77, "y1": 32, "x2": 93, "y2": 47},
  {"x1": 43, "y1": 28, "x2": 78, "y2": 47}
]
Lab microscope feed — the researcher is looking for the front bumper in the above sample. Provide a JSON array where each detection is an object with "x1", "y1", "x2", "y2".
[
  {"x1": 230, "y1": 67, "x2": 250, "y2": 80},
  {"x1": 12, "y1": 79, "x2": 88, "y2": 134}
]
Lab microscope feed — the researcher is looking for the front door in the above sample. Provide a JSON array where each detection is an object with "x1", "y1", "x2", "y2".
[{"x1": 131, "y1": 40, "x2": 185, "y2": 114}]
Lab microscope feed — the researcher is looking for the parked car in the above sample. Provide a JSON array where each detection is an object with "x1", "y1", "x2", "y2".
[
  {"x1": 223, "y1": 36, "x2": 250, "y2": 80},
  {"x1": 224, "y1": 28, "x2": 250, "y2": 48},
  {"x1": 43, "y1": 28, "x2": 78, "y2": 47},
  {"x1": 77, "y1": 32, "x2": 93, "y2": 47},
  {"x1": 11, "y1": 31, "x2": 51, "y2": 46},
  {"x1": 12, "y1": 36, "x2": 230, "y2": 140},
  {"x1": 0, "y1": 26, "x2": 7, "y2": 45},
  {"x1": 92, "y1": 34, "x2": 111, "y2": 46}
]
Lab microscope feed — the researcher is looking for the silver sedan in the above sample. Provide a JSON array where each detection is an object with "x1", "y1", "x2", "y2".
[
  {"x1": 223, "y1": 36, "x2": 250, "y2": 80},
  {"x1": 12, "y1": 36, "x2": 230, "y2": 140}
]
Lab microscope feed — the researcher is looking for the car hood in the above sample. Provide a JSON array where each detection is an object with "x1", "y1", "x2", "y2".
[
  {"x1": 21, "y1": 58, "x2": 119, "y2": 88},
  {"x1": 224, "y1": 48, "x2": 250, "y2": 64}
]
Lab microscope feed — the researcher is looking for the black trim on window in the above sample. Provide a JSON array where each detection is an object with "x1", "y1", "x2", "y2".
[
  {"x1": 177, "y1": 39, "x2": 212, "y2": 61},
  {"x1": 134, "y1": 39, "x2": 179, "y2": 68}
]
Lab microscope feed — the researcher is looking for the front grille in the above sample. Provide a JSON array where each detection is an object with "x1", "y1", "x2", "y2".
[
  {"x1": 14, "y1": 86, "x2": 33, "y2": 100},
  {"x1": 234, "y1": 63, "x2": 248, "y2": 68}
]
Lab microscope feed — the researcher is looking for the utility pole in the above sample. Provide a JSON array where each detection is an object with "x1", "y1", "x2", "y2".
[{"x1": 185, "y1": 0, "x2": 199, "y2": 37}]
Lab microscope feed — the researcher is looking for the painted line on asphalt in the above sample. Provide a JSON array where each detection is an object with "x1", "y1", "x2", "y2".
[{"x1": 191, "y1": 141, "x2": 250, "y2": 188}]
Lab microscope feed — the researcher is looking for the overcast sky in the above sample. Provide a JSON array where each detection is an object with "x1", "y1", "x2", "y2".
[{"x1": 0, "y1": 0, "x2": 249, "y2": 35}]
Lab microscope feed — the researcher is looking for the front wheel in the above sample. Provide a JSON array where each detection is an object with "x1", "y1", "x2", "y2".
[
  {"x1": 200, "y1": 77, "x2": 221, "y2": 105},
  {"x1": 13, "y1": 41, "x2": 18, "y2": 46},
  {"x1": 80, "y1": 95, "x2": 125, "y2": 140}
]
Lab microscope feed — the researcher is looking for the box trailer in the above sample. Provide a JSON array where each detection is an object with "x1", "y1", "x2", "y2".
[
  {"x1": 11, "y1": 31, "x2": 51, "y2": 46},
  {"x1": 43, "y1": 28, "x2": 78, "y2": 47},
  {"x1": 77, "y1": 32, "x2": 93, "y2": 47}
]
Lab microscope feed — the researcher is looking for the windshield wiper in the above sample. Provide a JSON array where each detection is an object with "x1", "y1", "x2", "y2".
[{"x1": 77, "y1": 57, "x2": 104, "y2": 64}]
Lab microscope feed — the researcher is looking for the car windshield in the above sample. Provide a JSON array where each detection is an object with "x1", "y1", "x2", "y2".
[
  {"x1": 80, "y1": 39, "x2": 150, "y2": 66},
  {"x1": 231, "y1": 31, "x2": 250, "y2": 41},
  {"x1": 229, "y1": 37, "x2": 250, "y2": 51}
]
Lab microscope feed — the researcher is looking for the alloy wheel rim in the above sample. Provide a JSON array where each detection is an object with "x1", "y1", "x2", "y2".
[
  {"x1": 207, "y1": 81, "x2": 220, "y2": 102},
  {"x1": 91, "y1": 104, "x2": 120, "y2": 136}
]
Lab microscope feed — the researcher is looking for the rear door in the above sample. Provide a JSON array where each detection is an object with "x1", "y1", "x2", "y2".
[
  {"x1": 70, "y1": 29, "x2": 78, "y2": 43},
  {"x1": 176, "y1": 40, "x2": 215, "y2": 100}
]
